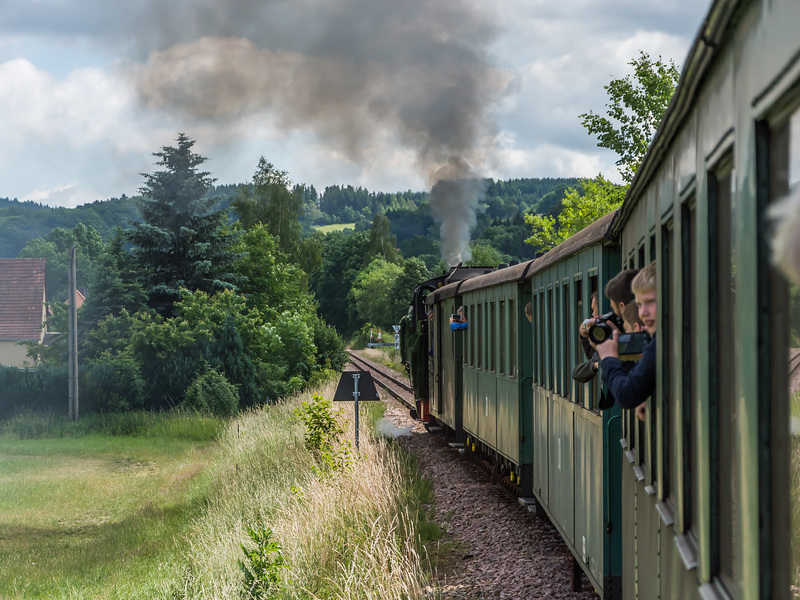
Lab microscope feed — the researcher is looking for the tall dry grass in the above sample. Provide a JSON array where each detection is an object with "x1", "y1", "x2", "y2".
[{"x1": 174, "y1": 381, "x2": 431, "y2": 599}]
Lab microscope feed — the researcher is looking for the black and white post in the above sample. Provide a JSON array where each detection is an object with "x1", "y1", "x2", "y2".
[
  {"x1": 67, "y1": 247, "x2": 79, "y2": 421},
  {"x1": 352, "y1": 372, "x2": 360, "y2": 451}
]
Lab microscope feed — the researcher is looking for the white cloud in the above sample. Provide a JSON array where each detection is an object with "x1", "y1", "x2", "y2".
[{"x1": 0, "y1": 0, "x2": 712, "y2": 206}]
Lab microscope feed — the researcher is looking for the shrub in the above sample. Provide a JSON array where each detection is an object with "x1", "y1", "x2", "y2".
[
  {"x1": 84, "y1": 353, "x2": 145, "y2": 412},
  {"x1": 0, "y1": 364, "x2": 68, "y2": 419},
  {"x1": 182, "y1": 368, "x2": 239, "y2": 417},
  {"x1": 294, "y1": 393, "x2": 353, "y2": 475},
  {"x1": 239, "y1": 527, "x2": 287, "y2": 600}
]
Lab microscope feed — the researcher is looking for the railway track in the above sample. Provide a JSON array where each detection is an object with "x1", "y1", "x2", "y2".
[
  {"x1": 345, "y1": 349, "x2": 415, "y2": 411},
  {"x1": 345, "y1": 350, "x2": 597, "y2": 599}
]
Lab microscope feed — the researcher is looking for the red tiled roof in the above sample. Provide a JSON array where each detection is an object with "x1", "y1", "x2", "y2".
[{"x1": 0, "y1": 258, "x2": 46, "y2": 341}]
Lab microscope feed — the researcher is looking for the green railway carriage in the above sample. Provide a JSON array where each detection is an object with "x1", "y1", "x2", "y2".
[
  {"x1": 608, "y1": 0, "x2": 800, "y2": 597},
  {"x1": 402, "y1": 266, "x2": 492, "y2": 423},
  {"x1": 527, "y1": 210, "x2": 623, "y2": 598},
  {"x1": 457, "y1": 260, "x2": 536, "y2": 487},
  {"x1": 426, "y1": 280, "x2": 467, "y2": 438},
  {"x1": 402, "y1": 1, "x2": 800, "y2": 597}
]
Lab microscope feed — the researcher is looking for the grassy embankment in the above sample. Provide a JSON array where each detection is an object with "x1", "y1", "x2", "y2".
[{"x1": 0, "y1": 381, "x2": 438, "y2": 599}]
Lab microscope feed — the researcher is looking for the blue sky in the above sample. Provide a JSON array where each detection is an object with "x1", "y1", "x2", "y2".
[{"x1": 0, "y1": 0, "x2": 710, "y2": 208}]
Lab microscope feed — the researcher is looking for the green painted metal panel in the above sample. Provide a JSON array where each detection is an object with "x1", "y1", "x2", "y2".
[
  {"x1": 661, "y1": 537, "x2": 701, "y2": 599},
  {"x1": 548, "y1": 396, "x2": 575, "y2": 543},
  {"x1": 496, "y1": 377, "x2": 519, "y2": 463},
  {"x1": 533, "y1": 388, "x2": 550, "y2": 504},
  {"x1": 477, "y1": 370, "x2": 497, "y2": 449},
  {"x1": 574, "y1": 408, "x2": 605, "y2": 589},
  {"x1": 634, "y1": 487, "x2": 661, "y2": 600},
  {"x1": 621, "y1": 464, "x2": 636, "y2": 600},
  {"x1": 463, "y1": 366, "x2": 478, "y2": 439}
]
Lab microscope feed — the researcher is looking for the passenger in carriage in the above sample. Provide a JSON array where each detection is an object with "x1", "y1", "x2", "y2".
[
  {"x1": 594, "y1": 262, "x2": 657, "y2": 410},
  {"x1": 622, "y1": 302, "x2": 648, "y2": 422},
  {"x1": 450, "y1": 306, "x2": 468, "y2": 331},
  {"x1": 579, "y1": 291, "x2": 599, "y2": 360},
  {"x1": 604, "y1": 268, "x2": 639, "y2": 317},
  {"x1": 573, "y1": 269, "x2": 638, "y2": 384}
]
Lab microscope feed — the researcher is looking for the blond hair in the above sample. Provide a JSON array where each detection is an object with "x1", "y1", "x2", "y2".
[{"x1": 631, "y1": 261, "x2": 656, "y2": 295}]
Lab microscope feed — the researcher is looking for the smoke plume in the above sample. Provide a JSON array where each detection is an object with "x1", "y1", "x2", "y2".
[{"x1": 132, "y1": 0, "x2": 510, "y2": 264}]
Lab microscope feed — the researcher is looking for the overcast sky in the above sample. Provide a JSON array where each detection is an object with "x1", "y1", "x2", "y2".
[{"x1": 0, "y1": 0, "x2": 711, "y2": 208}]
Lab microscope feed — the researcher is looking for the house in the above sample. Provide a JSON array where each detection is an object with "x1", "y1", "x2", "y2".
[{"x1": 0, "y1": 258, "x2": 47, "y2": 368}]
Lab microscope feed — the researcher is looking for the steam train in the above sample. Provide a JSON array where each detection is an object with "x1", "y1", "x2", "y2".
[{"x1": 401, "y1": 1, "x2": 800, "y2": 597}]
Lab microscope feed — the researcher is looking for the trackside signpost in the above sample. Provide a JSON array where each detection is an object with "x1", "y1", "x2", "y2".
[{"x1": 333, "y1": 370, "x2": 380, "y2": 450}]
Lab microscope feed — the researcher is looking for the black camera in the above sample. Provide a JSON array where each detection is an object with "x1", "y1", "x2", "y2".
[
  {"x1": 451, "y1": 313, "x2": 462, "y2": 322},
  {"x1": 617, "y1": 331, "x2": 651, "y2": 361},
  {"x1": 588, "y1": 311, "x2": 625, "y2": 344}
]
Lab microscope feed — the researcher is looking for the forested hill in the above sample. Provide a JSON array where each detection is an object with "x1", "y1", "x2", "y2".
[
  {"x1": 0, "y1": 177, "x2": 579, "y2": 258},
  {"x1": 305, "y1": 177, "x2": 579, "y2": 225},
  {"x1": 0, "y1": 196, "x2": 141, "y2": 258}
]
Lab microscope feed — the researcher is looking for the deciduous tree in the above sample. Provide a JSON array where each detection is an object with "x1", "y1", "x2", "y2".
[
  {"x1": 527, "y1": 52, "x2": 679, "y2": 253},
  {"x1": 580, "y1": 51, "x2": 680, "y2": 183},
  {"x1": 525, "y1": 175, "x2": 626, "y2": 252}
]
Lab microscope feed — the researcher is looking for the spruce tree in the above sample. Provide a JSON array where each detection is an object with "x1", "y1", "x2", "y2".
[{"x1": 127, "y1": 133, "x2": 240, "y2": 315}]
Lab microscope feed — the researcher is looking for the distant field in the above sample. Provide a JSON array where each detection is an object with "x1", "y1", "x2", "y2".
[
  {"x1": 0, "y1": 421, "x2": 217, "y2": 599},
  {"x1": 313, "y1": 223, "x2": 356, "y2": 233}
]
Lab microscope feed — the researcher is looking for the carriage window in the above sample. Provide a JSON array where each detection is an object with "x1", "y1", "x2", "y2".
[
  {"x1": 575, "y1": 281, "x2": 584, "y2": 405},
  {"x1": 547, "y1": 288, "x2": 554, "y2": 390},
  {"x1": 489, "y1": 301, "x2": 496, "y2": 372},
  {"x1": 639, "y1": 245, "x2": 646, "y2": 269},
  {"x1": 499, "y1": 299, "x2": 506, "y2": 375},
  {"x1": 563, "y1": 283, "x2": 571, "y2": 399},
  {"x1": 661, "y1": 222, "x2": 674, "y2": 493},
  {"x1": 538, "y1": 292, "x2": 545, "y2": 384},
  {"x1": 509, "y1": 298, "x2": 517, "y2": 377},
  {"x1": 532, "y1": 295, "x2": 539, "y2": 383},
  {"x1": 769, "y1": 106, "x2": 800, "y2": 596},
  {"x1": 682, "y1": 200, "x2": 698, "y2": 537},
  {"x1": 589, "y1": 275, "x2": 599, "y2": 410},
  {"x1": 477, "y1": 302, "x2": 483, "y2": 370},
  {"x1": 710, "y1": 156, "x2": 740, "y2": 597},
  {"x1": 467, "y1": 303, "x2": 473, "y2": 367}
]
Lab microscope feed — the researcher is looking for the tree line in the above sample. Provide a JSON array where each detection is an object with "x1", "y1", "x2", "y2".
[{"x1": 0, "y1": 50, "x2": 682, "y2": 418}]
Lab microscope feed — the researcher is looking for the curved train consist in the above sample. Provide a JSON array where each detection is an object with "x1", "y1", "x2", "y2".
[{"x1": 401, "y1": 1, "x2": 800, "y2": 598}]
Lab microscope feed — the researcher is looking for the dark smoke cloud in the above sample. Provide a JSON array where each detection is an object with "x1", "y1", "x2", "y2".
[{"x1": 132, "y1": 0, "x2": 511, "y2": 265}]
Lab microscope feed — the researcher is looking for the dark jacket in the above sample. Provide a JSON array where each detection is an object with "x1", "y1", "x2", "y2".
[
  {"x1": 580, "y1": 336, "x2": 594, "y2": 360},
  {"x1": 600, "y1": 335, "x2": 656, "y2": 409},
  {"x1": 572, "y1": 350, "x2": 599, "y2": 383}
]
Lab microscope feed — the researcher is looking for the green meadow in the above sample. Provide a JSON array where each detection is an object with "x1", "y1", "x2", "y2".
[
  {"x1": 0, "y1": 384, "x2": 437, "y2": 599},
  {"x1": 0, "y1": 413, "x2": 221, "y2": 599}
]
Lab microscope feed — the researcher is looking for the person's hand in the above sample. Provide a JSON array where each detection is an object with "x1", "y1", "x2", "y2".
[
  {"x1": 579, "y1": 318, "x2": 596, "y2": 339},
  {"x1": 635, "y1": 403, "x2": 646, "y2": 421},
  {"x1": 593, "y1": 324, "x2": 621, "y2": 359}
]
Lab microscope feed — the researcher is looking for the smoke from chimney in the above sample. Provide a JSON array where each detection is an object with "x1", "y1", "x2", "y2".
[{"x1": 131, "y1": 0, "x2": 510, "y2": 265}]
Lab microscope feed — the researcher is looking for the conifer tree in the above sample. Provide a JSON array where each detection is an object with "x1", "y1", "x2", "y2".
[{"x1": 127, "y1": 133, "x2": 240, "y2": 315}]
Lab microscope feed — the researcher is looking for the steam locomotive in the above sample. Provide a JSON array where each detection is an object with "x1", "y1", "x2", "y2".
[{"x1": 401, "y1": 1, "x2": 800, "y2": 597}]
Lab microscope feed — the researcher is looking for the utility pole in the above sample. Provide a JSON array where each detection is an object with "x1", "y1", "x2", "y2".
[{"x1": 68, "y1": 247, "x2": 79, "y2": 421}]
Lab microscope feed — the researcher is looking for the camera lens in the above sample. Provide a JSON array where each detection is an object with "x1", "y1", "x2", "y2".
[{"x1": 589, "y1": 323, "x2": 611, "y2": 345}]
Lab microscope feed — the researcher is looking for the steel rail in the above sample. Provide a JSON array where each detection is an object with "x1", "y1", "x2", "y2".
[{"x1": 346, "y1": 350, "x2": 414, "y2": 410}]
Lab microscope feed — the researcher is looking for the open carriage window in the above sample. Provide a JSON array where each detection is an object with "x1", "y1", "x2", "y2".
[{"x1": 765, "y1": 102, "x2": 800, "y2": 597}]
